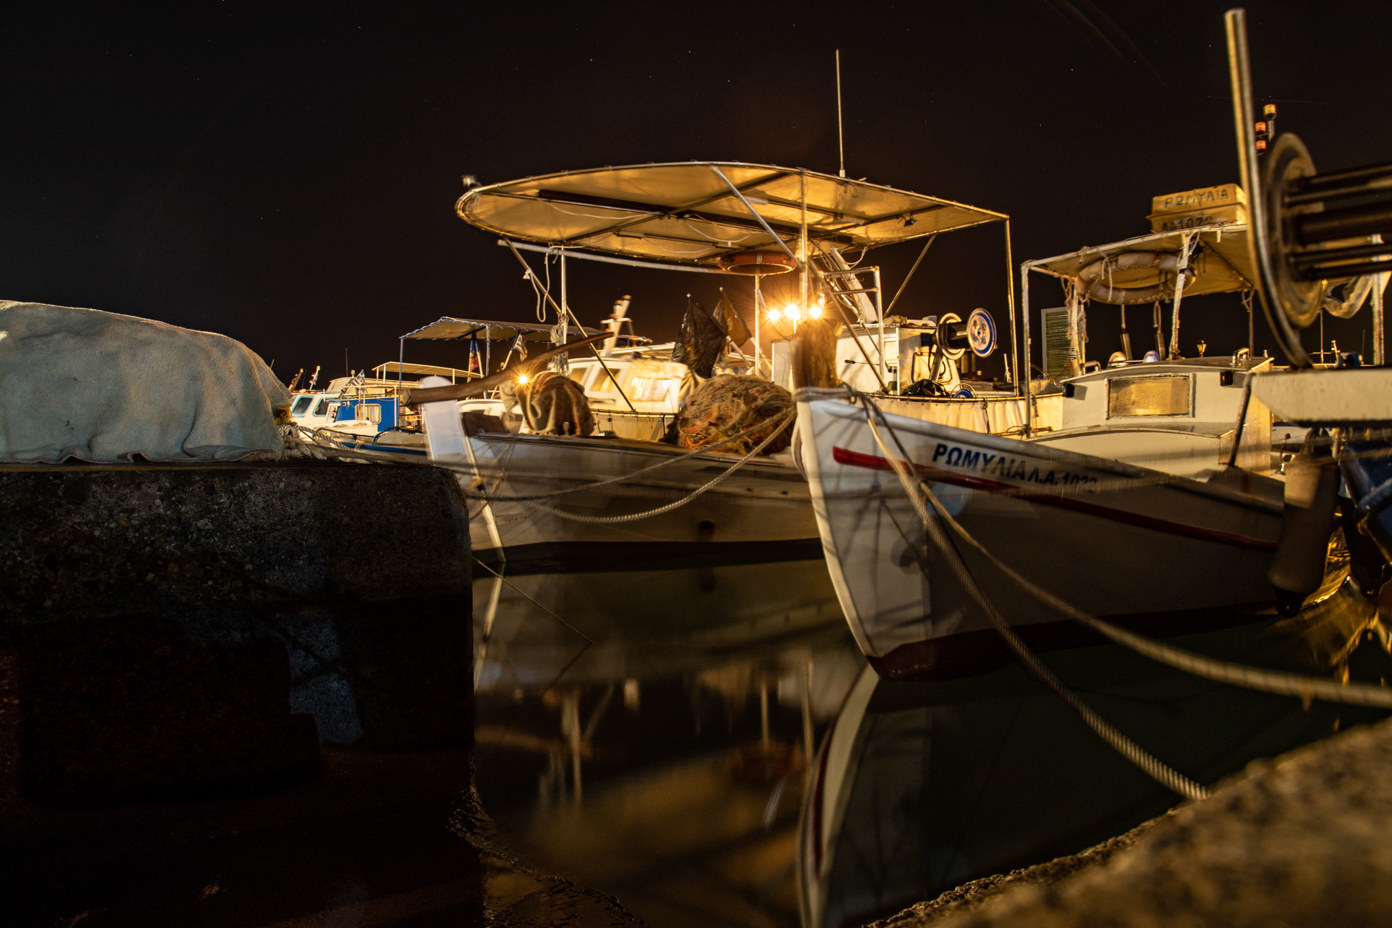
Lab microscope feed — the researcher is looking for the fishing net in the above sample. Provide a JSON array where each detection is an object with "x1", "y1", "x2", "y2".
[{"x1": 675, "y1": 374, "x2": 794, "y2": 455}]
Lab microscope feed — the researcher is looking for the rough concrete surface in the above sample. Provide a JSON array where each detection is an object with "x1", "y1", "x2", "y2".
[
  {"x1": 879, "y1": 712, "x2": 1392, "y2": 927},
  {"x1": 0, "y1": 461, "x2": 476, "y2": 805}
]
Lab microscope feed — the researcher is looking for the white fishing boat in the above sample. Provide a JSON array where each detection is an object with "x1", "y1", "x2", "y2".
[
  {"x1": 790, "y1": 158, "x2": 1392, "y2": 678},
  {"x1": 794, "y1": 381, "x2": 1322, "y2": 676},
  {"x1": 287, "y1": 359, "x2": 478, "y2": 461},
  {"x1": 398, "y1": 307, "x2": 701, "y2": 441},
  {"x1": 413, "y1": 161, "x2": 1036, "y2": 568}
]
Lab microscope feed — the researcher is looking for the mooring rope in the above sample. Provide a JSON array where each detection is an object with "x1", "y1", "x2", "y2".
[
  {"x1": 519, "y1": 408, "x2": 797, "y2": 525},
  {"x1": 855, "y1": 393, "x2": 1211, "y2": 800},
  {"x1": 435, "y1": 406, "x2": 797, "y2": 506},
  {"x1": 850, "y1": 390, "x2": 1392, "y2": 710},
  {"x1": 835, "y1": 384, "x2": 1392, "y2": 799}
]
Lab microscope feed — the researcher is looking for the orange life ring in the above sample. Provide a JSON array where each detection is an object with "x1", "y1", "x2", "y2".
[{"x1": 717, "y1": 251, "x2": 798, "y2": 275}]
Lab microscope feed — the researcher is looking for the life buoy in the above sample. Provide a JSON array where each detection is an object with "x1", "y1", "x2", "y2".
[
  {"x1": 1078, "y1": 251, "x2": 1193, "y2": 305},
  {"x1": 717, "y1": 251, "x2": 798, "y2": 275}
]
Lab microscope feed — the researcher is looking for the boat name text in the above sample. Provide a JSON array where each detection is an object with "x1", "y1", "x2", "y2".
[{"x1": 930, "y1": 442, "x2": 1098, "y2": 488}]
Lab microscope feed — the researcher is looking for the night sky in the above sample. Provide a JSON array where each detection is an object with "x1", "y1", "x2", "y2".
[{"x1": 5, "y1": 1, "x2": 1391, "y2": 384}]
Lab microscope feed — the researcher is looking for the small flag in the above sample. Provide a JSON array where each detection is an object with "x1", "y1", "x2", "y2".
[
  {"x1": 717, "y1": 289, "x2": 751, "y2": 346},
  {"x1": 468, "y1": 336, "x2": 482, "y2": 373},
  {"x1": 511, "y1": 333, "x2": 528, "y2": 360}
]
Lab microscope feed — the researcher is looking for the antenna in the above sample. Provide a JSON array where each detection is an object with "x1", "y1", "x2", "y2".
[{"x1": 835, "y1": 49, "x2": 845, "y2": 178}]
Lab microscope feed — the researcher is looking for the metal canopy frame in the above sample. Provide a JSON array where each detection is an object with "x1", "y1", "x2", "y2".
[
  {"x1": 455, "y1": 161, "x2": 1007, "y2": 269},
  {"x1": 1018, "y1": 224, "x2": 1260, "y2": 436},
  {"x1": 453, "y1": 161, "x2": 1019, "y2": 387}
]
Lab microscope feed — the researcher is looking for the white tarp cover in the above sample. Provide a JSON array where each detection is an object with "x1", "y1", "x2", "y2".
[{"x1": 0, "y1": 301, "x2": 291, "y2": 463}]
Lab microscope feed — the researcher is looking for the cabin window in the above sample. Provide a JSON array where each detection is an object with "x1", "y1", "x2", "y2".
[
  {"x1": 313, "y1": 399, "x2": 331, "y2": 417},
  {"x1": 589, "y1": 367, "x2": 620, "y2": 393},
  {"x1": 291, "y1": 395, "x2": 316, "y2": 415},
  {"x1": 1107, "y1": 374, "x2": 1191, "y2": 418},
  {"x1": 630, "y1": 376, "x2": 676, "y2": 403},
  {"x1": 360, "y1": 403, "x2": 382, "y2": 424}
]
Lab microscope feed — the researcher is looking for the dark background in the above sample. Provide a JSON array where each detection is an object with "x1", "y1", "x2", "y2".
[{"x1": 4, "y1": 1, "x2": 1389, "y2": 383}]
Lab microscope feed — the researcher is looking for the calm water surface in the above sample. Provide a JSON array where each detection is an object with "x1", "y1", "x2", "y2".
[{"x1": 470, "y1": 555, "x2": 1392, "y2": 928}]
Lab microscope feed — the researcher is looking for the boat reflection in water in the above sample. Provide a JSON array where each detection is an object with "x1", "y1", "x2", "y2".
[
  {"x1": 469, "y1": 546, "x2": 1391, "y2": 928},
  {"x1": 470, "y1": 546, "x2": 860, "y2": 928},
  {"x1": 798, "y1": 582, "x2": 1392, "y2": 928}
]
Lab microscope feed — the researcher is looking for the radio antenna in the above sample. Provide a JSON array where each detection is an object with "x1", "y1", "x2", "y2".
[{"x1": 836, "y1": 49, "x2": 846, "y2": 178}]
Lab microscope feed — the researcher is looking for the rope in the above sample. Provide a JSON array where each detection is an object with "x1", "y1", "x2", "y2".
[
  {"x1": 436, "y1": 406, "x2": 796, "y2": 504},
  {"x1": 856, "y1": 394, "x2": 1211, "y2": 800},
  {"x1": 519, "y1": 409, "x2": 796, "y2": 525},
  {"x1": 857, "y1": 393, "x2": 1392, "y2": 710},
  {"x1": 838, "y1": 387, "x2": 1392, "y2": 797}
]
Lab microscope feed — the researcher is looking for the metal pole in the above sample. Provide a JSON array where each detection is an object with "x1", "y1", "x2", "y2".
[
  {"x1": 1021, "y1": 260, "x2": 1033, "y2": 437},
  {"x1": 754, "y1": 275, "x2": 764, "y2": 378},
  {"x1": 1376, "y1": 267, "x2": 1387, "y2": 365},
  {"x1": 1004, "y1": 220, "x2": 1020, "y2": 392},
  {"x1": 800, "y1": 171, "x2": 809, "y2": 324}
]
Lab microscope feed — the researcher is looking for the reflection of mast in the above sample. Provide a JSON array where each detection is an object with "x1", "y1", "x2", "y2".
[{"x1": 562, "y1": 690, "x2": 582, "y2": 802}]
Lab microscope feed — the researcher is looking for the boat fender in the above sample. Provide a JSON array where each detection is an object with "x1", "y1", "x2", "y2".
[
  {"x1": 516, "y1": 371, "x2": 595, "y2": 436},
  {"x1": 1267, "y1": 455, "x2": 1341, "y2": 615},
  {"x1": 1338, "y1": 496, "x2": 1392, "y2": 599},
  {"x1": 1340, "y1": 438, "x2": 1392, "y2": 568},
  {"x1": 1078, "y1": 251, "x2": 1193, "y2": 305}
]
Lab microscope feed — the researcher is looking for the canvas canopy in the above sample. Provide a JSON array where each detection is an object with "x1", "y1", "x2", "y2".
[
  {"x1": 400, "y1": 317, "x2": 600, "y2": 344},
  {"x1": 1025, "y1": 225, "x2": 1259, "y2": 303},
  {"x1": 455, "y1": 161, "x2": 1007, "y2": 269}
]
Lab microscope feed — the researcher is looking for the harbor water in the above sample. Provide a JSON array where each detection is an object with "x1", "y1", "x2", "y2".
[{"x1": 470, "y1": 552, "x2": 1392, "y2": 928}]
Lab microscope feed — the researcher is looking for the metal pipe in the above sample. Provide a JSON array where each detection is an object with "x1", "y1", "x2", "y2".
[
  {"x1": 1286, "y1": 161, "x2": 1392, "y2": 206},
  {"x1": 1292, "y1": 201, "x2": 1392, "y2": 247},
  {"x1": 1297, "y1": 259, "x2": 1392, "y2": 279},
  {"x1": 499, "y1": 240, "x2": 639, "y2": 414},
  {"x1": 708, "y1": 164, "x2": 801, "y2": 265},
  {"x1": 503, "y1": 239, "x2": 722, "y2": 274},
  {"x1": 1226, "y1": 8, "x2": 1310, "y2": 367},
  {"x1": 1004, "y1": 220, "x2": 1019, "y2": 393},
  {"x1": 1289, "y1": 240, "x2": 1392, "y2": 269},
  {"x1": 1020, "y1": 260, "x2": 1033, "y2": 437}
]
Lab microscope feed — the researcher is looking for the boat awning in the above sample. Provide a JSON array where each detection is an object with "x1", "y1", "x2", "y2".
[
  {"x1": 1024, "y1": 225, "x2": 1258, "y2": 303},
  {"x1": 369, "y1": 361, "x2": 477, "y2": 380},
  {"x1": 455, "y1": 161, "x2": 1008, "y2": 269},
  {"x1": 400, "y1": 317, "x2": 601, "y2": 343}
]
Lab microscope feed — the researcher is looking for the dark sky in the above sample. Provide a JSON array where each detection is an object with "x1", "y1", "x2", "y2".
[{"x1": 5, "y1": 1, "x2": 1391, "y2": 382}]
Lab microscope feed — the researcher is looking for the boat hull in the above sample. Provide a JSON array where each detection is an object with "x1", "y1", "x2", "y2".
[
  {"x1": 796, "y1": 390, "x2": 1289, "y2": 677},
  {"x1": 458, "y1": 431, "x2": 819, "y2": 567}
]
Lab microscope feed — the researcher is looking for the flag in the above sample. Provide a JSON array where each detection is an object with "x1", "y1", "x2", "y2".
[
  {"x1": 468, "y1": 336, "x2": 481, "y2": 374},
  {"x1": 511, "y1": 333, "x2": 528, "y2": 360},
  {"x1": 671, "y1": 296, "x2": 725, "y2": 378},
  {"x1": 716, "y1": 290, "x2": 751, "y2": 346}
]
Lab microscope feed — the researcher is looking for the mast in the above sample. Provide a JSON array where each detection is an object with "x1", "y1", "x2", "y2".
[{"x1": 836, "y1": 49, "x2": 846, "y2": 179}]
